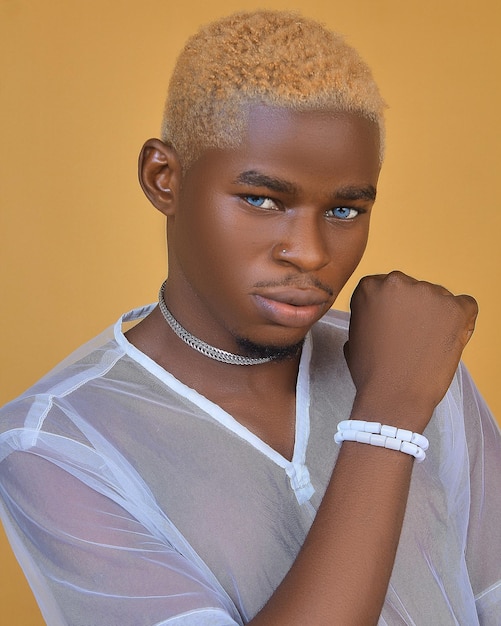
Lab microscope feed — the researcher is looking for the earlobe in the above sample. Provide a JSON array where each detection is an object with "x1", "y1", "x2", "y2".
[{"x1": 138, "y1": 138, "x2": 181, "y2": 216}]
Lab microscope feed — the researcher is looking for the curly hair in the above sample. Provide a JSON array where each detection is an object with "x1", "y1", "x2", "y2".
[{"x1": 161, "y1": 10, "x2": 386, "y2": 169}]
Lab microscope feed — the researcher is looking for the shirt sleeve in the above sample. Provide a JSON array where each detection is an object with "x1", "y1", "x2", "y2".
[
  {"x1": 461, "y1": 364, "x2": 501, "y2": 624},
  {"x1": 0, "y1": 449, "x2": 242, "y2": 626}
]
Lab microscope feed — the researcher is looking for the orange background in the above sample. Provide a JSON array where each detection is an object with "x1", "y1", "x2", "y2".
[{"x1": 1, "y1": 0, "x2": 499, "y2": 622}]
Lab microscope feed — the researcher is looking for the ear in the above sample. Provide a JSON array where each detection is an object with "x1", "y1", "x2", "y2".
[{"x1": 138, "y1": 138, "x2": 182, "y2": 216}]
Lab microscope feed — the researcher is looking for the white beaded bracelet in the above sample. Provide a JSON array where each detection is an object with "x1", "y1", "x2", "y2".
[{"x1": 334, "y1": 420, "x2": 429, "y2": 463}]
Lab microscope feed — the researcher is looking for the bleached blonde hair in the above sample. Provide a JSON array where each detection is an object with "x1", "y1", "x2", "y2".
[{"x1": 162, "y1": 10, "x2": 386, "y2": 169}]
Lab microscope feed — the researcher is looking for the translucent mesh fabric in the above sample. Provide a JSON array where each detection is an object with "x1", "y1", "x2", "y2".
[{"x1": 1, "y1": 306, "x2": 500, "y2": 625}]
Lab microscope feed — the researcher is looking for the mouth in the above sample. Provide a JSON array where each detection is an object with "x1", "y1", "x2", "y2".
[{"x1": 252, "y1": 288, "x2": 330, "y2": 327}]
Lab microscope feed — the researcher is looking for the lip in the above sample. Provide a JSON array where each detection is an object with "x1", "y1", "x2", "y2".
[{"x1": 252, "y1": 289, "x2": 329, "y2": 327}]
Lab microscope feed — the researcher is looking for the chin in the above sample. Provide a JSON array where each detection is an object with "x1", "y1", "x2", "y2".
[{"x1": 235, "y1": 336, "x2": 304, "y2": 361}]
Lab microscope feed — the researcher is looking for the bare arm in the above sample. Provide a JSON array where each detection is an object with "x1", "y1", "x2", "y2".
[{"x1": 250, "y1": 271, "x2": 478, "y2": 625}]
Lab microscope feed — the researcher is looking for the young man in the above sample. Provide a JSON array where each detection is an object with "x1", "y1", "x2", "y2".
[{"x1": 1, "y1": 10, "x2": 499, "y2": 625}]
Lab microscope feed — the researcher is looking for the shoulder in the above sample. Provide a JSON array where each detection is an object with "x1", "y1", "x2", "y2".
[
  {"x1": 0, "y1": 318, "x2": 128, "y2": 440},
  {"x1": 0, "y1": 305, "x2": 157, "y2": 435},
  {"x1": 454, "y1": 362, "x2": 500, "y2": 459}
]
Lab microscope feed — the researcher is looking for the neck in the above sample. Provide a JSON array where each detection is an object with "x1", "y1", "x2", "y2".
[
  {"x1": 158, "y1": 280, "x2": 278, "y2": 365},
  {"x1": 125, "y1": 304, "x2": 303, "y2": 390}
]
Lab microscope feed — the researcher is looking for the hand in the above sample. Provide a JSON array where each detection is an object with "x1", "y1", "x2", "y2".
[{"x1": 345, "y1": 271, "x2": 478, "y2": 432}]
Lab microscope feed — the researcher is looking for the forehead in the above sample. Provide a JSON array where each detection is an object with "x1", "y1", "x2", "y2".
[
  {"x1": 248, "y1": 104, "x2": 379, "y2": 164},
  {"x1": 185, "y1": 105, "x2": 381, "y2": 191}
]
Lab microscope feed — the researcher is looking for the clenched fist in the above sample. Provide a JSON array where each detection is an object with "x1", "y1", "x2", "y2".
[{"x1": 345, "y1": 271, "x2": 478, "y2": 433}]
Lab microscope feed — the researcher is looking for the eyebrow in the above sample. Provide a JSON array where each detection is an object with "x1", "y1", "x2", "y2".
[
  {"x1": 233, "y1": 170, "x2": 377, "y2": 203},
  {"x1": 336, "y1": 185, "x2": 377, "y2": 202},
  {"x1": 232, "y1": 170, "x2": 298, "y2": 195}
]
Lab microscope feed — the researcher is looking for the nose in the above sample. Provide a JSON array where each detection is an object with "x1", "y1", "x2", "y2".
[{"x1": 272, "y1": 212, "x2": 331, "y2": 272}]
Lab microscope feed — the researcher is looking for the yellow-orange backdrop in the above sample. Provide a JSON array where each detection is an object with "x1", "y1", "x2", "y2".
[{"x1": 1, "y1": 0, "x2": 499, "y2": 622}]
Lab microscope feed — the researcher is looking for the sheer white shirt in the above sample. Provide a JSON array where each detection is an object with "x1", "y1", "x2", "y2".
[{"x1": 1, "y1": 306, "x2": 500, "y2": 625}]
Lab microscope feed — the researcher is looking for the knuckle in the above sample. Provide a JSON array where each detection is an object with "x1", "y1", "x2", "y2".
[
  {"x1": 455, "y1": 294, "x2": 479, "y2": 317},
  {"x1": 461, "y1": 293, "x2": 479, "y2": 313},
  {"x1": 384, "y1": 270, "x2": 408, "y2": 285},
  {"x1": 356, "y1": 274, "x2": 379, "y2": 292},
  {"x1": 447, "y1": 295, "x2": 478, "y2": 329}
]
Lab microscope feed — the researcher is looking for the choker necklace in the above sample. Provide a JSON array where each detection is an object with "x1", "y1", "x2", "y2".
[{"x1": 157, "y1": 281, "x2": 274, "y2": 365}]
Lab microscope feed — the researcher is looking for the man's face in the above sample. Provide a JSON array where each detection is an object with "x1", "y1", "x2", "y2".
[{"x1": 165, "y1": 105, "x2": 381, "y2": 355}]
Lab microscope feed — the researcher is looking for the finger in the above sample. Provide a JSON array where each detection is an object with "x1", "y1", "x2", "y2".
[
  {"x1": 456, "y1": 294, "x2": 479, "y2": 345},
  {"x1": 456, "y1": 293, "x2": 479, "y2": 316},
  {"x1": 384, "y1": 270, "x2": 418, "y2": 284},
  {"x1": 360, "y1": 270, "x2": 417, "y2": 285},
  {"x1": 464, "y1": 329, "x2": 475, "y2": 345}
]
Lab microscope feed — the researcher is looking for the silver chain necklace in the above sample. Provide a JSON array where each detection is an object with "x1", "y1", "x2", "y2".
[{"x1": 157, "y1": 281, "x2": 274, "y2": 365}]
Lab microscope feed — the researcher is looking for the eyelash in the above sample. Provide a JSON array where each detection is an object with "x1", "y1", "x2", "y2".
[
  {"x1": 243, "y1": 195, "x2": 279, "y2": 210},
  {"x1": 242, "y1": 195, "x2": 361, "y2": 220},
  {"x1": 325, "y1": 207, "x2": 361, "y2": 220}
]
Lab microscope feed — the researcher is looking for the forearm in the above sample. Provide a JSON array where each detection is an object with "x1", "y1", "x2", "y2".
[
  {"x1": 250, "y1": 431, "x2": 414, "y2": 625},
  {"x1": 251, "y1": 272, "x2": 477, "y2": 625}
]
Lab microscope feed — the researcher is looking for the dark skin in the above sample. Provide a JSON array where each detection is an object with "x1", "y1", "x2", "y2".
[
  {"x1": 129, "y1": 107, "x2": 380, "y2": 460},
  {"x1": 127, "y1": 105, "x2": 478, "y2": 624}
]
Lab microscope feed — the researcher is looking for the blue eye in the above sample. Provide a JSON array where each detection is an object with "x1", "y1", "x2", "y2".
[
  {"x1": 328, "y1": 207, "x2": 359, "y2": 220},
  {"x1": 243, "y1": 196, "x2": 278, "y2": 210}
]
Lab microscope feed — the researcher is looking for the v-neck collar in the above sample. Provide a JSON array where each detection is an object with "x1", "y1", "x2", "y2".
[{"x1": 114, "y1": 305, "x2": 315, "y2": 506}]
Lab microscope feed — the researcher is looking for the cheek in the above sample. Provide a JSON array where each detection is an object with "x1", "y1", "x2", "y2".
[
  {"x1": 333, "y1": 220, "x2": 370, "y2": 252},
  {"x1": 327, "y1": 225, "x2": 370, "y2": 278},
  {"x1": 201, "y1": 204, "x2": 272, "y2": 263},
  {"x1": 175, "y1": 206, "x2": 258, "y2": 288},
  {"x1": 349, "y1": 227, "x2": 370, "y2": 262}
]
